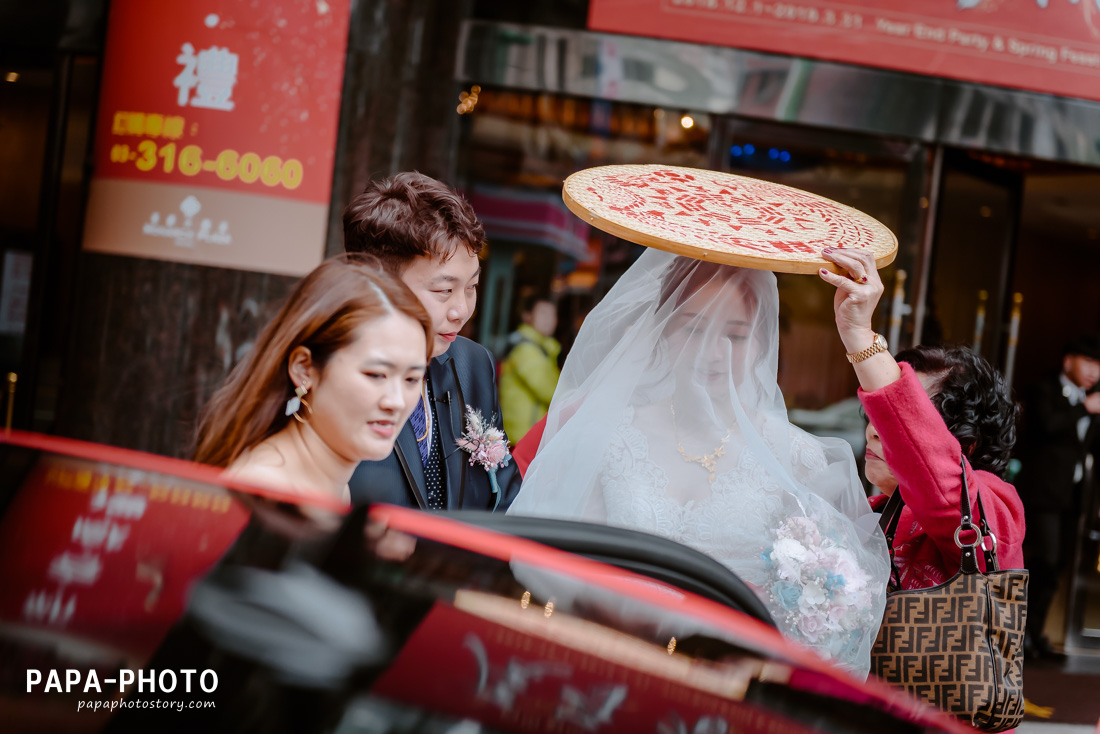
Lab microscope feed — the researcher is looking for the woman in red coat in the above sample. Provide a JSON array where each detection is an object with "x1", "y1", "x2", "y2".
[{"x1": 818, "y1": 247, "x2": 1025, "y2": 589}]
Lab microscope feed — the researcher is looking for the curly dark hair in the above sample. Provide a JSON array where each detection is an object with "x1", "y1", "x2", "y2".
[{"x1": 894, "y1": 345, "x2": 1018, "y2": 476}]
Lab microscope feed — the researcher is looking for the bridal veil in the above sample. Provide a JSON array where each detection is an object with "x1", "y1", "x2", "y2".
[{"x1": 509, "y1": 249, "x2": 890, "y2": 676}]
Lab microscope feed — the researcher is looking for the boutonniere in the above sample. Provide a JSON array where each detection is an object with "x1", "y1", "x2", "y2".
[{"x1": 455, "y1": 406, "x2": 512, "y2": 511}]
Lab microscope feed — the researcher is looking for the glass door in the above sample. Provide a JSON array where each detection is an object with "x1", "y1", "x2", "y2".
[{"x1": 920, "y1": 149, "x2": 1023, "y2": 375}]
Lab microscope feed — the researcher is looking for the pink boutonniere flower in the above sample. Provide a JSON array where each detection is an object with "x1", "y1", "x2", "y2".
[{"x1": 455, "y1": 406, "x2": 511, "y2": 510}]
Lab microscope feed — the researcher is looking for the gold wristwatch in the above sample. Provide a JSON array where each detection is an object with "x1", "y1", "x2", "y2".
[{"x1": 846, "y1": 333, "x2": 888, "y2": 364}]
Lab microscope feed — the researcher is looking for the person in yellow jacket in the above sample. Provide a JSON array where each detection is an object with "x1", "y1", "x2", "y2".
[{"x1": 500, "y1": 297, "x2": 561, "y2": 443}]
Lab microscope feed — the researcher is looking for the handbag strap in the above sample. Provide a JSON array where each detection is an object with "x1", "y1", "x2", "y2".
[
  {"x1": 877, "y1": 457, "x2": 1001, "y2": 581},
  {"x1": 877, "y1": 491, "x2": 905, "y2": 590},
  {"x1": 877, "y1": 490, "x2": 904, "y2": 537},
  {"x1": 957, "y1": 456, "x2": 1002, "y2": 574},
  {"x1": 975, "y1": 486, "x2": 1000, "y2": 572}
]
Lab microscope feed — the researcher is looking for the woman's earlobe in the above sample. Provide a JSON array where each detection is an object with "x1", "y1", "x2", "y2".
[{"x1": 286, "y1": 345, "x2": 314, "y2": 387}]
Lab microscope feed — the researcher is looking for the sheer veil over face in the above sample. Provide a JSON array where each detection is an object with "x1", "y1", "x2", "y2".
[{"x1": 509, "y1": 250, "x2": 889, "y2": 675}]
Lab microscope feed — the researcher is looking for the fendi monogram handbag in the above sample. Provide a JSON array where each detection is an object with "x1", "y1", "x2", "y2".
[{"x1": 870, "y1": 459, "x2": 1028, "y2": 732}]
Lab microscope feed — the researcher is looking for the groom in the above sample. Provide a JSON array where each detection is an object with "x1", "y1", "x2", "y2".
[{"x1": 342, "y1": 172, "x2": 521, "y2": 511}]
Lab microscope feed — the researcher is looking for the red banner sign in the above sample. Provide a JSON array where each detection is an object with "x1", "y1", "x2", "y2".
[
  {"x1": 589, "y1": 0, "x2": 1100, "y2": 103},
  {"x1": 82, "y1": 0, "x2": 351, "y2": 275}
]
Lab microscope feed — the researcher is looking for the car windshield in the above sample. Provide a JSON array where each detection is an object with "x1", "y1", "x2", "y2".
[{"x1": 0, "y1": 431, "x2": 966, "y2": 734}]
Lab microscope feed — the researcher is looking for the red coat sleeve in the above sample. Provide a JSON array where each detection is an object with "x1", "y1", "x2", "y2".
[
  {"x1": 512, "y1": 416, "x2": 546, "y2": 477},
  {"x1": 858, "y1": 363, "x2": 1026, "y2": 571}
]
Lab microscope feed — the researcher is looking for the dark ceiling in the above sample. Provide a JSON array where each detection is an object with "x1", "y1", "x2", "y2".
[{"x1": 0, "y1": 0, "x2": 108, "y2": 65}]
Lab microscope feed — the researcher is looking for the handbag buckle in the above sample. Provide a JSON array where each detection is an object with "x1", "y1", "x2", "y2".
[{"x1": 954, "y1": 522, "x2": 981, "y2": 549}]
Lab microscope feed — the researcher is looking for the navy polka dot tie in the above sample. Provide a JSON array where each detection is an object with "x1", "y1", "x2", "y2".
[{"x1": 414, "y1": 377, "x2": 446, "y2": 510}]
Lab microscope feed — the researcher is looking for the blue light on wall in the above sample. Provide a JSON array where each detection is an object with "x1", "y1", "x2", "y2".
[{"x1": 731, "y1": 143, "x2": 790, "y2": 165}]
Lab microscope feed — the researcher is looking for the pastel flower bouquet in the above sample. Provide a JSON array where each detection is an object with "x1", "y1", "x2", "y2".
[
  {"x1": 456, "y1": 406, "x2": 512, "y2": 511},
  {"x1": 763, "y1": 515, "x2": 877, "y2": 668}
]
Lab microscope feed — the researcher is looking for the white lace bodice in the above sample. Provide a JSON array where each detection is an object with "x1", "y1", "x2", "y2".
[{"x1": 597, "y1": 407, "x2": 818, "y2": 581}]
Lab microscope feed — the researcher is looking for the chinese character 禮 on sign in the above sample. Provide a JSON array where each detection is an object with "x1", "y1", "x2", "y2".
[{"x1": 174, "y1": 42, "x2": 238, "y2": 111}]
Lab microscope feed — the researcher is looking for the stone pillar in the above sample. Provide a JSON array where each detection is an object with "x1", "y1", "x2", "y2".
[{"x1": 324, "y1": 0, "x2": 473, "y2": 255}]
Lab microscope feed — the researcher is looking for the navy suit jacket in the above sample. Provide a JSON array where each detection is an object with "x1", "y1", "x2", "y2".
[{"x1": 348, "y1": 336, "x2": 523, "y2": 511}]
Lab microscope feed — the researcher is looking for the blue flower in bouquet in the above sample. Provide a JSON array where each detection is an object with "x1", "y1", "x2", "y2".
[
  {"x1": 825, "y1": 573, "x2": 846, "y2": 595},
  {"x1": 773, "y1": 581, "x2": 801, "y2": 611}
]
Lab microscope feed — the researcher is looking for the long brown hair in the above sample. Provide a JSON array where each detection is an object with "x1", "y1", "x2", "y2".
[{"x1": 193, "y1": 255, "x2": 431, "y2": 467}]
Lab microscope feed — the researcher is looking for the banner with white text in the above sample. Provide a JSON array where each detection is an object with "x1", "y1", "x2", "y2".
[{"x1": 589, "y1": 0, "x2": 1100, "y2": 103}]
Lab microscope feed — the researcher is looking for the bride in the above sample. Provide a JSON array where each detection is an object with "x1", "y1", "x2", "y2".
[{"x1": 508, "y1": 250, "x2": 890, "y2": 676}]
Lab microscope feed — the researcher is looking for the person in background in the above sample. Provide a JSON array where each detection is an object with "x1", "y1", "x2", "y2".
[
  {"x1": 343, "y1": 172, "x2": 522, "y2": 511},
  {"x1": 1015, "y1": 333, "x2": 1100, "y2": 659},
  {"x1": 499, "y1": 295, "x2": 561, "y2": 443},
  {"x1": 193, "y1": 255, "x2": 431, "y2": 506},
  {"x1": 819, "y1": 247, "x2": 1025, "y2": 592}
]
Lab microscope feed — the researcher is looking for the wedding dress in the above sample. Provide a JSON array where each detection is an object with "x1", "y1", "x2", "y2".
[
  {"x1": 601, "y1": 407, "x2": 818, "y2": 571},
  {"x1": 509, "y1": 250, "x2": 890, "y2": 676}
]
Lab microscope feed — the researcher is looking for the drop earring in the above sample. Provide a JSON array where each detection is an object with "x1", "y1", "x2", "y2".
[{"x1": 285, "y1": 385, "x2": 312, "y2": 423}]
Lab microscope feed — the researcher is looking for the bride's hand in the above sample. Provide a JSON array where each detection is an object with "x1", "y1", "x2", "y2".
[{"x1": 817, "y1": 247, "x2": 884, "y2": 354}]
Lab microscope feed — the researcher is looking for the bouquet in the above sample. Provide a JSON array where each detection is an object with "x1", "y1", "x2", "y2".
[{"x1": 763, "y1": 515, "x2": 877, "y2": 667}]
